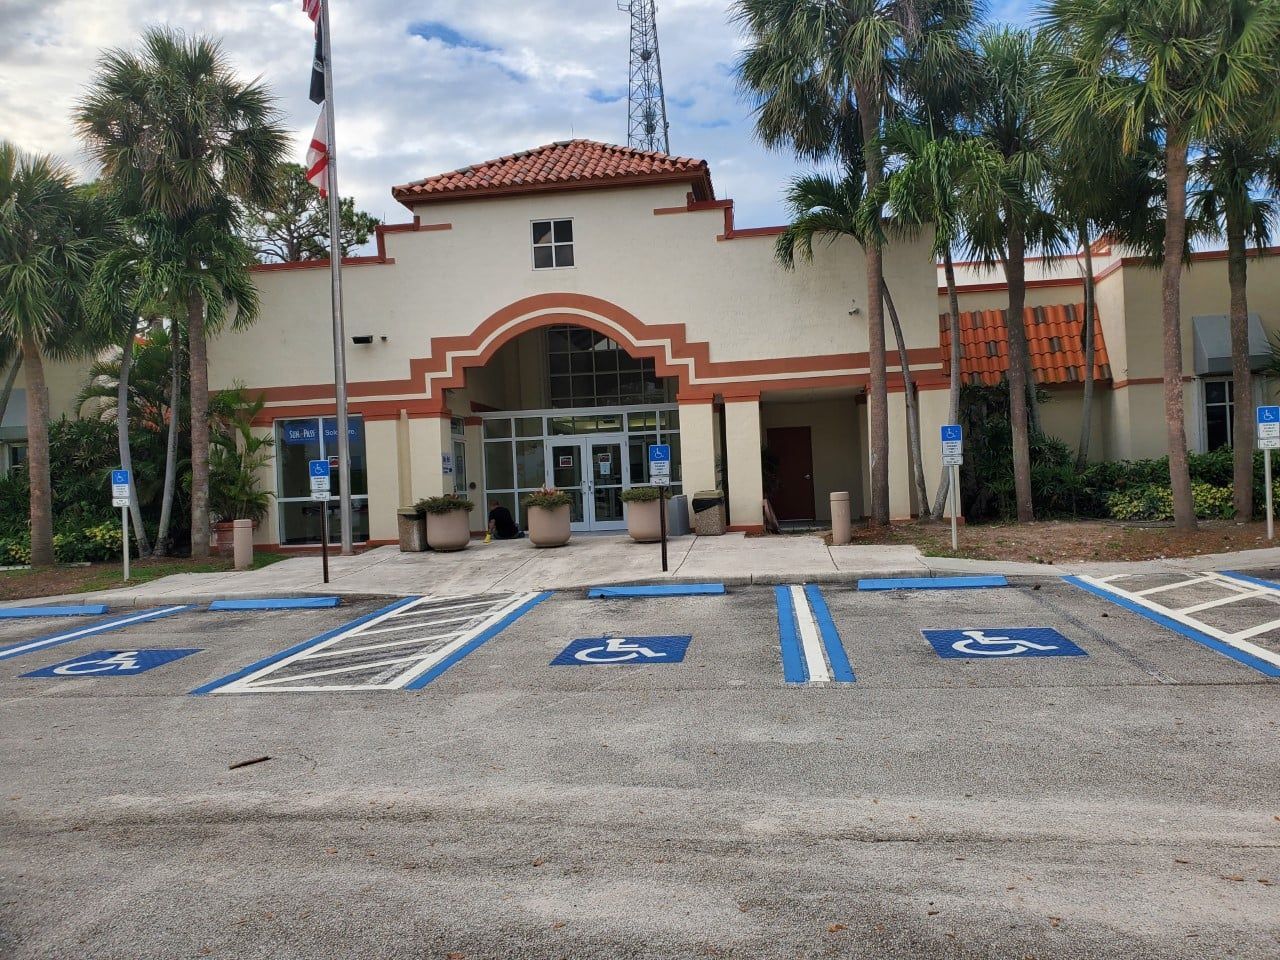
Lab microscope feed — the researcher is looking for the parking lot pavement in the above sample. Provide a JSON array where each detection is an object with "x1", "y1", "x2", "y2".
[{"x1": 1, "y1": 580, "x2": 1278, "y2": 959}]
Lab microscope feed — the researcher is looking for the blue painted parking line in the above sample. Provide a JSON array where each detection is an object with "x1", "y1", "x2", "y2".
[
  {"x1": 0, "y1": 605, "x2": 192, "y2": 662},
  {"x1": 774, "y1": 584, "x2": 854, "y2": 684},
  {"x1": 190, "y1": 596, "x2": 421, "y2": 694},
  {"x1": 858, "y1": 575, "x2": 1008, "y2": 591},
  {"x1": 0, "y1": 604, "x2": 109, "y2": 618},
  {"x1": 804, "y1": 584, "x2": 855, "y2": 682},
  {"x1": 588, "y1": 583, "x2": 726, "y2": 598},
  {"x1": 403, "y1": 592, "x2": 552, "y2": 689},
  {"x1": 773, "y1": 586, "x2": 807, "y2": 683},
  {"x1": 1065, "y1": 575, "x2": 1280, "y2": 678},
  {"x1": 207, "y1": 597, "x2": 342, "y2": 611},
  {"x1": 1217, "y1": 570, "x2": 1280, "y2": 591}
]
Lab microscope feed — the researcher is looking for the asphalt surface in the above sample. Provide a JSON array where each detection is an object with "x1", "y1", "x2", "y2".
[{"x1": 1, "y1": 576, "x2": 1278, "y2": 959}]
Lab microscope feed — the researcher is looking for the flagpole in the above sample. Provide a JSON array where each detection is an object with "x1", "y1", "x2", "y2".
[{"x1": 319, "y1": 0, "x2": 354, "y2": 555}]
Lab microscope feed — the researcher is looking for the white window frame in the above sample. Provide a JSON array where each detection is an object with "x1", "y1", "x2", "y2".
[{"x1": 531, "y1": 218, "x2": 575, "y2": 270}]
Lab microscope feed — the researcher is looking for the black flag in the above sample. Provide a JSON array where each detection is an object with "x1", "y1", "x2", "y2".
[{"x1": 310, "y1": 23, "x2": 325, "y2": 104}]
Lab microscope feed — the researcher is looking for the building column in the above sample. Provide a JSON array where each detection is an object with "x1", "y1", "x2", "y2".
[
  {"x1": 464, "y1": 417, "x2": 485, "y2": 533},
  {"x1": 677, "y1": 398, "x2": 716, "y2": 495},
  {"x1": 723, "y1": 394, "x2": 764, "y2": 532},
  {"x1": 408, "y1": 413, "x2": 452, "y2": 502},
  {"x1": 396, "y1": 410, "x2": 412, "y2": 507},
  {"x1": 887, "y1": 390, "x2": 913, "y2": 519}
]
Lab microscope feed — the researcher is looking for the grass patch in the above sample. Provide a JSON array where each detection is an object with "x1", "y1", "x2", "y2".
[{"x1": 0, "y1": 553, "x2": 289, "y2": 602}]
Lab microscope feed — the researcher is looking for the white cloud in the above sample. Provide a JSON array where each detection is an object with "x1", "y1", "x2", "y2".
[{"x1": 0, "y1": 0, "x2": 805, "y2": 230}]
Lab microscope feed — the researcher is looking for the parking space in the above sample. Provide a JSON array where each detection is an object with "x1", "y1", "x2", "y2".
[{"x1": 0, "y1": 598, "x2": 393, "y2": 698}]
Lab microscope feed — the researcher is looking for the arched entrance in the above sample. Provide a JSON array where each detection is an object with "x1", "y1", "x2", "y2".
[{"x1": 447, "y1": 322, "x2": 684, "y2": 533}]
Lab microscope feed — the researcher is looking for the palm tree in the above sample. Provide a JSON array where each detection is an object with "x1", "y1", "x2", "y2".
[
  {"x1": 76, "y1": 27, "x2": 286, "y2": 558},
  {"x1": 877, "y1": 120, "x2": 1004, "y2": 517},
  {"x1": 1189, "y1": 131, "x2": 1280, "y2": 518},
  {"x1": 735, "y1": 0, "x2": 974, "y2": 525},
  {"x1": 1043, "y1": 0, "x2": 1280, "y2": 531},
  {"x1": 964, "y1": 25, "x2": 1066, "y2": 522},
  {"x1": 775, "y1": 172, "x2": 930, "y2": 512},
  {"x1": 0, "y1": 338, "x2": 19, "y2": 428},
  {"x1": 0, "y1": 143, "x2": 101, "y2": 565}
]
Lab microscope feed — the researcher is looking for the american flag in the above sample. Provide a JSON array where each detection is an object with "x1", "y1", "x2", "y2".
[
  {"x1": 306, "y1": 105, "x2": 329, "y2": 198},
  {"x1": 303, "y1": 0, "x2": 321, "y2": 23}
]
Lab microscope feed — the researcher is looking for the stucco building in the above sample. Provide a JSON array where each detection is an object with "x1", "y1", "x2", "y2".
[{"x1": 210, "y1": 139, "x2": 1278, "y2": 548}]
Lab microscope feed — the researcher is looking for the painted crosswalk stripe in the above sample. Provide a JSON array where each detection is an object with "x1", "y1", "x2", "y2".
[
  {"x1": 774, "y1": 585, "x2": 855, "y2": 684},
  {"x1": 0, "y1": 605, "x2": 191, "y2": 662}
]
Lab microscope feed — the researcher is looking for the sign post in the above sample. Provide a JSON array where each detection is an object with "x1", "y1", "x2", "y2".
[
  {"x1": 111, "y1": 470, "x2": 131, "y2": 581},
  {"x1": 648, "y1": 443, "x2": 672, "y2": 572},
  {"x1": 940, "y1": 426, "x2": 963, "y2": 551},
  {"x1": 310, "y1": 459, "x2": 333, "y2": 582},
  {"x1": 1257, "y1": 407, "x2": 1280, "y2": 540}
]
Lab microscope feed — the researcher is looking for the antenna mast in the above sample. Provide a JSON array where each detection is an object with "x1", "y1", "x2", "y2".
[{"x1": 618, "y1": 1, "x2": 670, "y2": 153}]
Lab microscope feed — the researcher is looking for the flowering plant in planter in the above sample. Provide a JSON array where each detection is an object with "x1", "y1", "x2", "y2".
[
  {"x1": 415, "y1": 495, "x2": 475, "y2": 515},
  {"x1": 523, "y1": 488, "x2": 572, "y2": 510},
  {"x1": 621, "y1": 485, "x2": 666, "y2": 542}
]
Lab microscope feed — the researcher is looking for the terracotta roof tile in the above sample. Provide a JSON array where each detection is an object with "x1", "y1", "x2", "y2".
[
  {"x1": 939, "y1": 303, "x2": 1111, "y2": 386},
  {"x1": 391, "y1": 139, "x2": 714, "y2": 205}
]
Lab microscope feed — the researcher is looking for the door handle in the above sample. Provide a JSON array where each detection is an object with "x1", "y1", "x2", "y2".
[{"x1": 804, "y1": 474, "x2": 811, "y2": 480}]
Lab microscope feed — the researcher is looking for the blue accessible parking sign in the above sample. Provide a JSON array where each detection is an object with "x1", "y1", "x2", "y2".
[
  {"x1": 922, "y1": 628, "x2": 1085, "y2": 659},
  {"x1": 23, "y1": 648, "x2": 201, "y2": 678},
  {"x1": 551, "y1": 635, "x2": 690, "y2": 666}
]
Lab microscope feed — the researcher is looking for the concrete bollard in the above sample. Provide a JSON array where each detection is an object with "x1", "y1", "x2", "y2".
[
  {"x1": 830, "y1": 491, "x2": 851, "y2": 546},
  {"x1": 232, "y1": 519, "x2": 254, "y2": 571}
]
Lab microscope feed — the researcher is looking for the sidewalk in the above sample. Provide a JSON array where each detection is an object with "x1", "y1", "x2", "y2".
[{"x1": 7, "y1": 532, "x2": 1280, "y2": 608}]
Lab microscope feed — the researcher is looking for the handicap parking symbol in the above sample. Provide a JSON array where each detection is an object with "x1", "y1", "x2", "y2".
[
  {"x1": 551, "y1": 635, "x2": 690, "y2": 666},
  {"x1": 22, "y1": 648, "x2": 201, "y2": 678},
  {"x1": 922, "y1": 628, "x2": 1085, "y2": 659}
]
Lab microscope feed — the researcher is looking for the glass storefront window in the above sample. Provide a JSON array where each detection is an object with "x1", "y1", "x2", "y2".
[
  {"x1": 275, "y1": 415, "x2": 368, "y2": 545},
  {"x1": 484, "y1": 418, "x2": 512, "y2": 440},
  {"x1": 484, "y1": 442, "x2": 515, "y2": 489},
  {"x1": 516, "y1": 416, "x2": 543, "y2": 437}
]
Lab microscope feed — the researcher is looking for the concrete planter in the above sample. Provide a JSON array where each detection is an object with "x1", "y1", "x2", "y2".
[
  {"x1": 426, "y1": 508, "x2": 471, "y2": 552},
  {"x1": 626, "y1": 499, "x2": 662, "y2": 542},
  {"x1": 213, "y1": 520, "x2": 257, "y2": 560},
  {"x1": 397, "y1": 508, "x2": 426, "y2": 552},
  {"x1": 526, "y1": 504, "x2": 571, "y2": 548}
]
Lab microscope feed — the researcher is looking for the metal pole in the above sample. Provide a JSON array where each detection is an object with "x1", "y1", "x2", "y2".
[
  {"x1": 321, "y1": 500, "x2": 330, "y2": 584},
  {"x1": 660, "y1": 488, "x2": 668, "y2": 573},
  {"x1": 122, "y1": 505, "x2": 130, "y2": 581},
  {"x1": 320, "y1": 0, "x2": 353, "y2": 555},
  {"x1": 950, "y1": 465, "x2": 958, "y2": 552},
  {"x1": 1267, "y1": 448, "x2": 1274, "y2": 542}
]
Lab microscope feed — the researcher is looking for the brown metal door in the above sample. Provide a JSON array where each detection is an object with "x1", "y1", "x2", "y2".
[{"x1": 767, "y1": 426, "x2": 815, "y2": 521}]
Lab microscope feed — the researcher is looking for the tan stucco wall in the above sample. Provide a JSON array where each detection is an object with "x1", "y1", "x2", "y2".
[{"x1": 761, "y1": 396, "x2": 861, "y2": 526}]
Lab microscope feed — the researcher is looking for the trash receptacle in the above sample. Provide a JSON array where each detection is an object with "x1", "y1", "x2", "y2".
[
  {"x1": 667, "y1": 494, "x2": 690, "y2": 536},
  {"x1": 692, "y1": 489, "x2": 726, "y2": 536}
]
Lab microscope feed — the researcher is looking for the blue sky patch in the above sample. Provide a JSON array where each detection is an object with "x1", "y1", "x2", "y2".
[{"x1": 408, "y1": 21, "x2": 498, "y2": 53}]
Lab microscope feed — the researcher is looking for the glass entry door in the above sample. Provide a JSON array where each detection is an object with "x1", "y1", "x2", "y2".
[
  {"x1": 546, "y1": 435, "x2": 628, "y2": 532},
  {"x1": 588, "y1": 437, "x2": 626, "y2": 530}
]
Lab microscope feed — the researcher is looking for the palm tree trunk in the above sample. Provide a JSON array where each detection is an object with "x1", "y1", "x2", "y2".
[
  {"x1": 0, "y1": 350, "x2": 20, "y2": 427},
  {"x1": 1162, "y1": 135, "x2": 1195, "y2": 531},
  {"x1": 153, "y1": 325, "x2": 182, "y2": 557},
  {"x1": 931, "y1": 253, "x2": 962, "y2": 520},
  {"x1": 1005, "y1": 211, "x2": 1034, "y2": 522},
  {"x1": 1226, "y1": 205, "x2": 1253, "y2": 520},
  {"x1": 20, "y1": 332, "x2": 54, "y2": 566},
  {"x1": 188, "y1": 286, "x2": 211, "y2": 558},
  {"x1": 116, "y1": 317, "x2": 151, "y2": 556},
  {"x1": 882, "y1": 281, "x2": 929, "y2": 514},
  {"x1": 858, "y1": 85, "x2": 890, "y2": 526},
  {"x1": 1076, "y1": 225, "x2": 1097, "y2": 470}
]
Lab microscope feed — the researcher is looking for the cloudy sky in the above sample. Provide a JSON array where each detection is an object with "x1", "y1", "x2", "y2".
[{"x1": 1, "y1": 0, "x2": 1034, "y2": 230}]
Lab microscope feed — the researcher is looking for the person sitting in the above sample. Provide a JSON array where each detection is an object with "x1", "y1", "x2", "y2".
[{"x1": 487, "y1": 500, "x2": 523, "y2": 540}]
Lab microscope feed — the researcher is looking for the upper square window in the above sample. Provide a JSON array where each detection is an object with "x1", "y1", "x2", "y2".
[{"x1": 532, "y1": 219, "x2": 574, "y2": 269}]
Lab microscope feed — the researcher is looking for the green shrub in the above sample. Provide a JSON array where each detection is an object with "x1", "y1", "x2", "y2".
[
  {"x1": 620, "y1": 486, "x2": 664, "y2": 503},
  {"x1": 415, "y1": 495, "x2": 474, "y2": 515},
  {"x1": 0, "y1": 523, "x2": 126, "y2": 566},
  {"x1": 0, "y1": 536, "x2": 30, "y2": 566},
  {"x1": 1106, "y1": 482, "x2": 1236, "y2": 521}
]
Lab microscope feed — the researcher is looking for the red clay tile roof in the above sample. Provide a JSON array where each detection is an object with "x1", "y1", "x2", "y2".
[
  {"x1": 940, "y1": 304, "x2": 1112, "y2": 385},
  {"x1": 392, "y1": 139, "x2": 714, "y2": 206}
]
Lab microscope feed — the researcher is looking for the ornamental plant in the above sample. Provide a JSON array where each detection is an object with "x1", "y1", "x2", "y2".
[
  {"x1": 620, "y1": 486, "x2": 664, "y2": 503},
  {"x1": 523, "y1": 488, "x2": 572, "y2": 510},
  {"x1": 415, "y1": 495, "x2": 475, "y2": 515}
]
